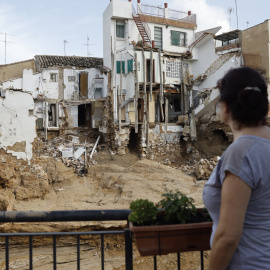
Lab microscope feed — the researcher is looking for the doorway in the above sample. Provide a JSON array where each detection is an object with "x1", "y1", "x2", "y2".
[{"x1": 78, "y1": 104, "x2": 91, "y2": 127}]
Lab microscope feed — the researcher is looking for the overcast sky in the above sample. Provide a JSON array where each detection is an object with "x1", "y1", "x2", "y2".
[{"x1": 0, "y1": 0, "x2": 269, "y2": 65}]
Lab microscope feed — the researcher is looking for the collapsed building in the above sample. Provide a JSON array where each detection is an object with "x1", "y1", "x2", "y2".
[
  {"x1": 0, "y1": 56, "x2": 108, "y2": 162},
  {"x1": 100, "y1": 0, "x2": 243, "y2": 159}
]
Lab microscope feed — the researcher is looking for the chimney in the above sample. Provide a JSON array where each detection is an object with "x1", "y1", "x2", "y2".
[
  {"x1": 164, "y1": 3, "x2": 168, "y2": 8},
  {"x1": 137, "y1": 0, "x2": 140, "y2": 3},
  {"x1": 152, "y1": 41, "x2": 155, "y2": 48},
  {"x1": 188, "y1": 11, "x2": 191, "y2": 15},
  {"x1": 128, "y1": 0, "x2": 131, "y2": 1}
]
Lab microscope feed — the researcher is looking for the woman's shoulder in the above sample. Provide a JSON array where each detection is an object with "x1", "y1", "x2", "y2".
[{"x1": 222, "y1": 135, "x2": 270, "y2": 162}]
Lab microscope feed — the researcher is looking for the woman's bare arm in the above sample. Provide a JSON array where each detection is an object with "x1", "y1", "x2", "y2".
[{"x1": 208, "y1": 172, "x2": 252, "y2": 270}]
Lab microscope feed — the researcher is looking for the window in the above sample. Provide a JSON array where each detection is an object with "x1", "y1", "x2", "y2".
[
  {"x1": 127, "y1": 59, "x2": 133, "y2": 73},
  {"x1": 68, "y1": 76, "x2": 75, "y2": 82},
  {"x1": 50, "y1": 73, "x2": 57, "y2": 82},
  {"x1": 116, "y1": 61, "x2": 125, "y2": 74},
  {"x1": 171, "y1": 30, "x2": 187, "y2": 47},
  {"x1": 154, "y1": 27, "x2": 162, "y2": 50},
  {"x1": 116, "y1": 21, "x2": 125, "y2": 38}
]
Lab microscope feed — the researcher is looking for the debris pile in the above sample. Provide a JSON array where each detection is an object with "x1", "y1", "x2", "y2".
[
  {"x1": 179, "y1": 157, "x2": 219, "y2": 180},
  {"x1": 37, "y1": 135, "x2": 104, "y2": 176}
]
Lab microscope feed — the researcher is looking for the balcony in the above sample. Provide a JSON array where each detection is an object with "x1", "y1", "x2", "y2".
[
  {"x1": 140, "y1": 4, "x2": 196, "y2": 24},
  {"x1": 0, "y1": 209, "x2": 209, "y2": 269}
]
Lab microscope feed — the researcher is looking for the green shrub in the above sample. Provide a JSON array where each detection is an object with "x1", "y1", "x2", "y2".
[
  {"x1": 157, "y1": 191, "x2": 196, "y2": 224},
  {"x1": 128, "y1": 199, "x2": 159, "y2": 225}
]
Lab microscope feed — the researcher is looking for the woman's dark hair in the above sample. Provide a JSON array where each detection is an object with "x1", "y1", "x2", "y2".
[{"x1": 218, "y1": 66, "x2": 268, "y2": 127}]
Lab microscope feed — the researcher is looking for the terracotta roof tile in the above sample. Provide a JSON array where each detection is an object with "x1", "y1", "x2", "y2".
[{"x1": 34, "y1": 55, "x2": 108, "y2": 73}]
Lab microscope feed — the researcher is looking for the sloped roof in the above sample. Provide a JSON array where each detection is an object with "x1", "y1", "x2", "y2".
[{"x1": 34, "y1": 55, "x2": 109, "y2": 73}]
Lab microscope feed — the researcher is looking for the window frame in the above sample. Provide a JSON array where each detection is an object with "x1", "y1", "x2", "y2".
[
  {"x1": 116, "y1": 61, "x2": 125, "y2": 74},
  {"x1": 116, "y1": 21, "x2": 125, "y2": 39},
  {"x1": 50, "y1": 73, "x2": 57, "y2": 82},
  {"x1": 171, "y1": 30, "x2": 187, "y2": 47}
]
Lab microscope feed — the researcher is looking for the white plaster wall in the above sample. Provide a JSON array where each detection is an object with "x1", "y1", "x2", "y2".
[
  {"x1": 41, "y1": 69, "x2": 59, "y2": 99},
  {"x1": 111, "y1": 0, "x2": 133, "y2": 20},
  {"x1": 34, "y1": 100, "x2": 44, "y2": 119},
  {"x1": 1, "y1": 78, "x2": 23, "y2": 91},
  {"x1": 148, "y1": 23, "x2": 194, "y2": 54},
  {"x1": 64, "y1": 68, "x2": 108, "y2": 100},
  {"x1": 191, "y1": 38, "x2": 218, "y2": 77},
  {"x1": 0, "y1": 90, "x2": 36, "y2": 162},
  {"x1": 198, "y1": 54, "x2": 241, "y2": 92}
]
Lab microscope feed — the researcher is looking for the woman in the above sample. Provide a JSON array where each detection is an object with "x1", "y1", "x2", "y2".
[{"x1": 203, "y1": 66, "x2": 270, "y2": 269}]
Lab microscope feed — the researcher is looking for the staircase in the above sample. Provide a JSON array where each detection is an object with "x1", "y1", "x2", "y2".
[
  {"x1": 193, "y1": 52, "x2": 236, "y2": 86},
  {"x1": 132, "y1": 5, "x2": 151, "y2": 46}
]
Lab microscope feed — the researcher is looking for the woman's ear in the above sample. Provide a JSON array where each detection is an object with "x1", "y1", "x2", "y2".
[{"x1": 220, "y1": 102, "x2": 231, "y2": 124}]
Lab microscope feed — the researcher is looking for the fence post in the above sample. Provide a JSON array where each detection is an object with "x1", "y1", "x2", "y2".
[{"x1": 125, "y1": 229, "x2": 133, "y2": 270}]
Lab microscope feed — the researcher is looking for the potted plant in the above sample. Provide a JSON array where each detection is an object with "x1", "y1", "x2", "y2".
[{"x1": 128, "y1": 191, "x2": 212, "y2": 256}]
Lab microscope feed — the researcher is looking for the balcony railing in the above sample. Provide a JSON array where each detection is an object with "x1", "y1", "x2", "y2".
[
  {"x1": 0, "y1": 210, "x2": 208, "y2": 269},
  {"x1": 169, "y1": 9, "x2": 196, "y2": 23},
  {"x1": 140, "y1": 4, "x2": 196, "y2": 24},
  {"x1": 140, "y1": 4, "x2": 165, "y2": 17}
]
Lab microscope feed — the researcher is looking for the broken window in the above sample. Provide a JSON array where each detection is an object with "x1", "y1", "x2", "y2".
[
  {"x1": 116, "y1": 21, "x2": 125, "y2": 38},
  {"x1": 50, "y1": 73, "x2": 57, "y2": 82},
  {"x1": 116, "y1": 61, "x2": 125, "y2": 74},
  {"x1": 171, "y1": 30, "x2": 187, "y2": 47}
]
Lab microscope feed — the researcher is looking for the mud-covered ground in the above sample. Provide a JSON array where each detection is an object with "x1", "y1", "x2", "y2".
[{"x1": 0, "y1": 124, "x2": 230, "y2": 269}]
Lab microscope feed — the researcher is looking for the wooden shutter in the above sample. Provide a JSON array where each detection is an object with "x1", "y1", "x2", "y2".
[{"x1": 79, "y1": 73, "x2": 88, "y2": 97}]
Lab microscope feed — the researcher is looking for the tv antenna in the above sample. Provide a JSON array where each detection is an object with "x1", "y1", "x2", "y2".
[
  {"x1": 228, "y1": 7, "x2": 234, "y2": 31},
  {"x1": 246, "y1": 21, "x2": 250, "y2": 29},
  {"x1": 0, "y1": 32, "x2": 14, "y2": 65},
  {"x1": 235, "y1": 0, "x2": 239, "y2": 29},
  {"x1": 83, "y1": 35, "x2": 96, "y2": 57},
  {"x1": 63, "y1": 40, "x2": 69, "y2": 56}
]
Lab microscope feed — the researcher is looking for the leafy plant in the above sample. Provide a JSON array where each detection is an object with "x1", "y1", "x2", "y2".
[
  {"x1": 128, "y1": 199, "x2": 159, "y2": 225},
  {"x1": 157, "y1": 191, "x2": 197, "y2": 224},
  {"x1": 128, "y1": 191, "x2": 210, "y2": 226}
]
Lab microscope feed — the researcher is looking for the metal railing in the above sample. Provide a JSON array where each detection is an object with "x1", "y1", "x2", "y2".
[
  {"x1": 137, "y1": 4, "x2": 152, "y2": 44},
  {"x1": 140, "y1": 4, "x2": 165, "y2": 17},
  {"x1": 169, "y1": 9, "x2": 196, "y2": 23},
  {"x1": 0, "y1": 210, "x2": 208, "y2": 269}
]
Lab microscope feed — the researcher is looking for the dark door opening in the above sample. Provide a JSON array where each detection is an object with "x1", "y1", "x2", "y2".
[
  {"x1": 128, "y1": 128, "x2": 140, "y2": 154},
  {"x1": 146, "y1": 59, "x2": 155, "y2": 83},
  {"x1": 78, "y1": 104, "x2": 91, "y2": 127}
]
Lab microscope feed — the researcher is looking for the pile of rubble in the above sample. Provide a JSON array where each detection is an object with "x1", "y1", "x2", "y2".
[
  {"x1": 179, "y1": 157, "x2": 219, "y2": 180},
  {"x1": 37, "y1": 135, "x2": 104, "y2": 176}
]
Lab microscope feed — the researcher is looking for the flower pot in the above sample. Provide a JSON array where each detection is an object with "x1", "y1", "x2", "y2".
[{"x1": 129, "y1": 221, "x2": 212, "y2": 256}]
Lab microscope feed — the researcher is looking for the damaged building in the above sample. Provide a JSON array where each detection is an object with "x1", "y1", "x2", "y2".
[
  {"x1": 1, "y1": 0, "x2": 270, "y2": 164},
  {"x1": 0, "y1": 55, "x2": 108, "y2": 162},
  {"x1": 101, "y1": 0, "x2": 242, "y2": 159}
]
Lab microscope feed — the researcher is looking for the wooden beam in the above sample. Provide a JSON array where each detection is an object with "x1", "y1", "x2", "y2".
[
  {"x1": 150, "y1": 51, "x2": 153, "y2": 102},
  {"x1": 135, "y1": 52, "x2": 139, "y2": 133},
  {"x1": 165, "y1": 98, "x2": 168, "y2": 141},
  {"x1": 159, "y1": 51, "x2": 164, "y2": 104}
]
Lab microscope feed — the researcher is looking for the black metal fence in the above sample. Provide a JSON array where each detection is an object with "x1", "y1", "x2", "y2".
[{"x1": 0, "y1": 210, "x2": 207, "y2": 270}]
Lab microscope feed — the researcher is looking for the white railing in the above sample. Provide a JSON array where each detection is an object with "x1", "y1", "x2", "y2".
[
  {"x1": 169, "y1": 9, "x2": 196, "y2": 23},
  {"x1": 140, "y1": 4, "x2": 165, "y2": 18}
]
